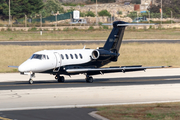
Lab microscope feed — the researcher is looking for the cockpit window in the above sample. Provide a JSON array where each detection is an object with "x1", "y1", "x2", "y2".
[{"x1": 30, "y1": 54, "x2": 48, "y2": 60}]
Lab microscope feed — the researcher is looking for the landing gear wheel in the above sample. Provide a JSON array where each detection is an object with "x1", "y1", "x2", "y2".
[
  {"x1": 86, "y1": 77, "x2": 93, "y2": 83},
  {"x1": 29, "y1": 79, "x2": 33, "y2": 84},
  {"x1": 58, "y1": 76, "x2": 65, "y2": 83}
]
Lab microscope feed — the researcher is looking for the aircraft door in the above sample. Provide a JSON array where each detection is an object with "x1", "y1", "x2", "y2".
[{"x1": 53, "y1": 52, "x2": 62, "y2": 72}]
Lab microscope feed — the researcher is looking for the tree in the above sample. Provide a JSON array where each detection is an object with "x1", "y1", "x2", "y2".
[
  {"x1": 41, "y1": 0, "x2": 64, "y2": 17},
  {"x1": 86, "y1": 11, "x2": 95, "y2": 17},
  {"x1": 98, "y1": 10, "x2": 111, "y2": 17},
  {"x1": 148, "y1": 0, "x2": 180, "y2": 18},
  {"x1": 0, "y1": 0, "x2": 44, "y2": 20}
]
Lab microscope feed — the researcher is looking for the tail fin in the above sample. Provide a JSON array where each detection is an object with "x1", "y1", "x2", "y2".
[{"x1": 103, "y1": 21, "x2": 128, "y2": 53}]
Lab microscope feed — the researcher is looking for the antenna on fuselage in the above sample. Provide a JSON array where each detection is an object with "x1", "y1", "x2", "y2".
[{"x1": 83, "y1": 45, "x2": 86, "y2": 49}]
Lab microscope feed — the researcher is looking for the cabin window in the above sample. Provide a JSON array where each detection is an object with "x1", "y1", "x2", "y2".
[
  {"x1": 70, "y1": 54, "x2": 73, "y2": 59},
  {"x1": 61, "y1": 54, "x2": 64, "y2": 59},
  {"x1": 79, "y1": 53, "x2": 83, "y2": 59},
  {"x1": 41, "y1": 55, "x2": 46, "y2": 60},
  {"x1": 31, "y1": 54, "x2": 49, "y2": 60},
  {"x1": 75, "y1": 54, "x2": 78, "y2": 59},
  {"x1": 65, "y1": 54, "x2": 69, "y2": 59}
]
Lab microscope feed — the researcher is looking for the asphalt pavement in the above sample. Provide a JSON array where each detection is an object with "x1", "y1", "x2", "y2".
[
  {"x1": 0, "y1": 108, "x2": 97, "y2": 120},
  {"x1": 1, "y1": 76, "x2": 180, "y2": 90},
  {"x1": 0, "y1": 39, "x2": 180, "y2": 46}
]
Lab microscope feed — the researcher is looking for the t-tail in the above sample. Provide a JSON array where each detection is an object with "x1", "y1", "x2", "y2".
[
  {"x1": 102, "y1": 21, "x2": 155, "y2": 53},
  {"x1": 103, "y1": 21, "x2": 128, "y2": 53},
  {"x1": 91, "y1": 21, "x2": 155, "y2": 65}
]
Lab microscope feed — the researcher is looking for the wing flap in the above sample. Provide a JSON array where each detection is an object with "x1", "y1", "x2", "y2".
[{"x1": 66, "y1": 66, "x2": 166, "y2": 75}]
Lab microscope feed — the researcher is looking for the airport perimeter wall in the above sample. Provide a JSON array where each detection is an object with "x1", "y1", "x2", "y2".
[{"x1": 0, "y1": 23, "x2": 180, "y2": 31}]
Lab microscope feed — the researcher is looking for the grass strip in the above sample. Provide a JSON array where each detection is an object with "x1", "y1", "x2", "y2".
[
  {"x1": 0, "y1": 29, "x2": 180, "y2": 41},
  {"x1": 96, "y1": 102, "x2": 180, "y2": 120},
  {"x1": 1, "y1": 43, "x2": 180, "y2": 73}
]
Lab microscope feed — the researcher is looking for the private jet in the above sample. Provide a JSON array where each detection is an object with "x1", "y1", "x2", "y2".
[{"x1": 9, "y1": 21, "x2": 166, "y2": 84}]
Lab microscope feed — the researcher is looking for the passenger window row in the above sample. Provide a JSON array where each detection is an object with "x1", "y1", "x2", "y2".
[{"x1": 61, "y1": 53, "x2": 83, "y2": 60}]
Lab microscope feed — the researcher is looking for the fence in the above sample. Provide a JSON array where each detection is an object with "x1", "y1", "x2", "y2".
[{"x1": 17, "y1": 12, "x2": 73, "y2": 23}]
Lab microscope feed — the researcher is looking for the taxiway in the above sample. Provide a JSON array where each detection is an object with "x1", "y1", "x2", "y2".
[{"x1": 0, "y1": 39, "x2": 180, "y2": 46}]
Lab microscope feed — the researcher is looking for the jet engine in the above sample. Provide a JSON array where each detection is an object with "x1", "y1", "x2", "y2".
[{"x1": 91, "y1": 49, "x2": 118, "y2": 60}]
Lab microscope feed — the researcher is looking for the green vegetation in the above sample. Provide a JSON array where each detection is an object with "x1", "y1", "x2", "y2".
[
  {"x1": 0, "y1": 29, "x2": 180, "y2": 41},
  {"x1": 149, "y1": 0, "x2": 180, "y2": 18},
  {"x1": 40, "y1": 0, "x2": 64, "y2": 17},
  {"x1": 97, "y1": 102, "x2": 180, "y2": 120},
  {"x1": 118, "y1": 11, "x2": 122, "y2": 15},
  {"x1": 86, "y1": 11, "x2": 95, "y2": 17},
  {"x1": 66, "y1": 7, "x2": 75, "y2": 13},
  {"x1": 102, "y1": 25, "x2": 108, "y2": 29},
  {"x1": 98, "y1": 10, "x2": 111, "y2": 17},
  {"x1": 62, "y1": 3, "x2": 84, "y2": 7},
  {"x1": 80, "y1": 11, "x2": 96, "y2": 17},
  {"x1": 88, "y1": 26, "x2": 94, "y2": 30},
  {"x1": 0, "y1": 0, "x2": 44, "y2": 20},
  {"x1": 80, "y1": 12, "x2": 86, "y2": 17}
]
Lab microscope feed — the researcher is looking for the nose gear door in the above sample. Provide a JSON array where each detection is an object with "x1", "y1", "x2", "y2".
[{"x1": 53, "y1": 52, "x2": 62, "y2": 72}]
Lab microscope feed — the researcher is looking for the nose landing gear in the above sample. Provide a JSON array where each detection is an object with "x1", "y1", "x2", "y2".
[
  {"x1": 29, "y1": 72, "x2": 35, "y2": 84},
  {"x1": 29, "y1": 78, "x2": 33, "y2": 84}
]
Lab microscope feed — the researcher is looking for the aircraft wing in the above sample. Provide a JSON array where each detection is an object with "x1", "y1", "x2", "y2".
[
  {"x1": 8, "y1": 66, "x2": 19, "y2": 68},
  {"x1": 66, "y1": 66, "x2": 167, "y2": 75}
]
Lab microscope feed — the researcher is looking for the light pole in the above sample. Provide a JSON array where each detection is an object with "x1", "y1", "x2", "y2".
[
  {"x1": 96, "y1": 0, "x2": 98, "y2": 26},
  {"x1": 148, "y1": 11, "x2": 150, "y2": 23},
  {"x1": 171, "y1": 11, "x2": 173, "y2": 24},
  {"x1": 161, "y1": 0, "x2": 162, "y2": 25},
  {"x1": 9, "y1": 0, "x2": 11, "y2": 26},
  {"x1": 25, "y1": 14, "x2": 27, "y2": 27}
]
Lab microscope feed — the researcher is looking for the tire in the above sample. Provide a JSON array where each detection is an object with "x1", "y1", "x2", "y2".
[
  {"x1": 29, "y1": 79, "x2": 33, "y2": 84},
  {"x1": 86, "y1": 77, "x2": 93, "y2": 83},
  {"x1": 58, "y1": 76, "x2": 65, "y2": 83},
  {"x1": 88, "y1": 77, "x2": 93, "y2": 83},
  {"x1": 60, "y1": 76, "x2": 65, "y2": 82}
]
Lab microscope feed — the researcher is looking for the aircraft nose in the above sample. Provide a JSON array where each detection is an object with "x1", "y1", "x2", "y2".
[
  {"x1": 18, "y1": 64, "x2": 27, "y2": 72},
  {"x1": 18, "y1": 60, "x2": 33, "y2": 72}
]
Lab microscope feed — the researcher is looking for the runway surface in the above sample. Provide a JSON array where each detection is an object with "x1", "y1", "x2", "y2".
[
  {"x1": 0, "y1": 68, "x2": 180, "y2": 120},
  {"x1": 0, "y1": 39, "x2": 180, "y2": 46},
  {"x1": 1, "y1": 76, "x2": 180, "y2": 90}
]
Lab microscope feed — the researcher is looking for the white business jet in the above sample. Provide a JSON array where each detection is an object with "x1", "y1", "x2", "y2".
[{"x1": 9, "y1": 21, "x2": 166, "y2": 84}]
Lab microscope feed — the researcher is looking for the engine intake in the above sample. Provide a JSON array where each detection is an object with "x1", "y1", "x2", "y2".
[{"x1": 91, "y1": 50, "x2": 100, "y2": 59}]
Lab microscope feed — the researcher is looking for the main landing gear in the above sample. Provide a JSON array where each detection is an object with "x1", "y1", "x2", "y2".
[
  {"x1": 29, "y1": 72, "x2": 35, "y2": 84},
  {"x1": 55, "y1": 74, "x2": 65, "y2": 83},
  {"x1": 86, "y1": 75, "x2": 94, "y2": 83}
]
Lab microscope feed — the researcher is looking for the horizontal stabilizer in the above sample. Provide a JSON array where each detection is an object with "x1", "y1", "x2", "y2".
[
  {"x1": 102, "y1": 23, "x2": 156, "y2": 26},
  {"x1": 117, "y1": 23, "x2": 156, "y2": 26}
]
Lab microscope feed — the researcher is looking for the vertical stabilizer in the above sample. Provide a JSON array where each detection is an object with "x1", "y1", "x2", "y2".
[{"x1": 103, "y1": 21, "x2": 128, "y2": 53}]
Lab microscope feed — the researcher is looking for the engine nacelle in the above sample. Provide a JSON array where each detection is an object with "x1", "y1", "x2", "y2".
[{"x1": 91, "y1": 49, "x2": 118, "y2": 60}]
